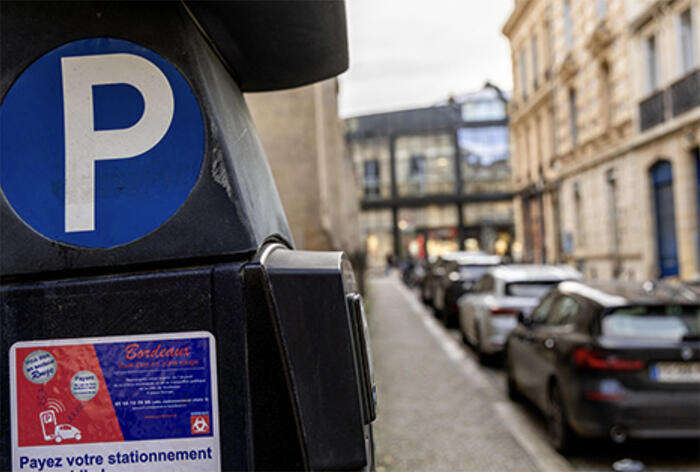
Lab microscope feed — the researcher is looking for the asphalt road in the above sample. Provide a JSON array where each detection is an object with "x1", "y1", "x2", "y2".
[{"x1": 367, "y1": 274, "x2": 700, "y2": 472}]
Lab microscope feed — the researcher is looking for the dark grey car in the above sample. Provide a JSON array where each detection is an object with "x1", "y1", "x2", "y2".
[{"x1": 505, "y1": 280, "x2": 700, "y2": 451}]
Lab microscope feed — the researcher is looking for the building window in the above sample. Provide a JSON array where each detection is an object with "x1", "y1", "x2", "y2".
[
  {"x1": 531, "y1": 35, "x2": 539, "y2": 89},
  {"x1": 596, "y1": 0, "x2": 607, "y2": 20},
  {"x1": 680, "y1": 9, "x2": 696, "y2": 74},
  {"x1": 549, "y1": 106, "x2": 558, "y2": 159},
  {"x1": 461, "y1": 100, "x2": 506, "y2": 121},
  {"x1": 646, "y1": 34, "x2": 659, "y2": 92},
  {"x1": 574, "y1": 182, "x2": 585, "y2": 247},
  {"x1": 524, "y1": 125, "x2": 532, "y2": 179},
  {"x1": 458, "y1": 126, "x2": 509, "y2": 165},
  {"x1": 651, "y1": 161, "x2": 679, "y2": 277},
  {"x1": 363, "y1": 159, "x2": 380, "y2": 198},
  {"x1": 600, "y1": 62, "x2": 613, "y2": 129},
  {"x1": 545, "y1": 19, "x2": 554, "y2": 72},
  {"x1": 408, "y1": 154, "x2": 426, "y2": 194},
  {"x1": 606, "y1": 169, "x2": 620, "y2": 277},
  {"x1": 564, "y1": 0, "x2": 574, "y2": 50},
  {"x1": 519, "y1": 48, "x2": 528, "y2": 100},
  {"x1": 568, "y1": 88, "x2": 578, "y2": 146},
  {"x1": 534, "y1": 116, "x2": 542, "y2": 178}
]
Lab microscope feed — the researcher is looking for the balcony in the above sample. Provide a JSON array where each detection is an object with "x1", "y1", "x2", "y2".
[
  {"x1": 670, "y1": 69, "x2": 699, "y2": 117},
  {"x1": 639, "y1": 90, "x2": 665, "y2": 131},
  {"x1": 638, "y1": 68, "x2": 699, "y2": 132}
]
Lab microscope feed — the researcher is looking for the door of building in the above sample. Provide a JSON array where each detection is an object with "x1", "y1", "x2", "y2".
[{"x1": 651, "y1": 161, "x2": 679, "y2": 277}]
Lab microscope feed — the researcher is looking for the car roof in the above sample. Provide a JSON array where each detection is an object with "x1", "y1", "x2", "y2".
[
  {"x1": 439, "y1": 251, "x2": 485, "y2": 261},
  {"x1": 557, "y1": 280, "x2": 700, "y2": 307},
  {"x1": 439, "y1": 251, "x2": 501, "y2": 265},
  {"x1": 488, "y1": 264, "x2": 582, "y2": 283}
]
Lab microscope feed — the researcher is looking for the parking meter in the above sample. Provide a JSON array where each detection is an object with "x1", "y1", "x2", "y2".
[{"x1": 0, "y1": 2, "x2": 375, "y2": 471}]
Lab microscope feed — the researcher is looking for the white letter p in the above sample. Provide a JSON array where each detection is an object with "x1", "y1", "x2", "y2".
[{"x1": 61, "y1": 53, "x2": 174, "y2": 232}]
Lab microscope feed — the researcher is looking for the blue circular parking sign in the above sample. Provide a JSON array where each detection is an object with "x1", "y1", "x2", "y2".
[{"x1": 0, "y1": 38, "x2": 205, "y2": 248}]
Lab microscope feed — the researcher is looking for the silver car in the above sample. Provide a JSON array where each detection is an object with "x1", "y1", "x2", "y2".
[{"x1": 458, "y1": 265, "x2": 582, "y2": 362}]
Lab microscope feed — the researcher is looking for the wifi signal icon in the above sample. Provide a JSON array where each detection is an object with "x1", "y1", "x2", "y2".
[{"x1": 46, "y1": 398, "x2": 65, "y2": 414}]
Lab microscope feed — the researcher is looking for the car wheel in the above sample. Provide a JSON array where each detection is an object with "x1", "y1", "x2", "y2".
[
  {"x1": 75, "y1": 433, "x2": 82, "y2": 441},
  {"x1": 443, "y1": 308, "x2": 458, "y2": 329},
  {"x1": 506, "y1": 354, "x2": 523, "y2": 403},
  {"x1": 548, "y1": 383, "x2": 575, "y2": 452},
  {"x1": 55, "y1": 436, "x2": 62, "y2": 443}
]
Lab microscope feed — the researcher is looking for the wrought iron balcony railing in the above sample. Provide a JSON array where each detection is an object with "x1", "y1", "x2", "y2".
[
  {"x1": 639, "y1": 67, "x2": 699, "y2": 132},
  {"x1": 639, "y1": 89, "x2": 666, "y2": 131},
  {"x1": 670, "y1": 68, "x2": 699, "y2": 117}
]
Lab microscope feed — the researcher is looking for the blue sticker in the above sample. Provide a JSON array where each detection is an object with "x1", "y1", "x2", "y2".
[
  {"x1": 0, "y1": 38, "x2": 205, "y2": 248},
  {"x1": 94, "y1": 337, "x2": 214, "y2": 441}
]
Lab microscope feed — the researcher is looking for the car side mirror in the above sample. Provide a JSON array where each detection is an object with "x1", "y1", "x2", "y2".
[{"x1": 518, "y1": 312, "x2": 533, "y2": 327}]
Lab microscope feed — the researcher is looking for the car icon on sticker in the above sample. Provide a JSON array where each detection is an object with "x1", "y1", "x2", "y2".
[{"x1": 53, "y1": 424, "x2": 81, "y2": 443}]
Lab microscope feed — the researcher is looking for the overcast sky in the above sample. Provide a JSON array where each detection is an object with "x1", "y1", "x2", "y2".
[{"x1": 338, "y1": 1, "x2": 514, "y2": 118}]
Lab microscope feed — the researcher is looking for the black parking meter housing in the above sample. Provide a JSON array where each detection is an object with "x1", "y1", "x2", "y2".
[
  {"x1": 0, "y1": 1, "x2": 374, "y2": 470},
  {"x1": 244, "y1": 245, "x2": 375, "y2": 470}
]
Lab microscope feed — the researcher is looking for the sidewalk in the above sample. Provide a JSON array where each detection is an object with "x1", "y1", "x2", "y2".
[{"x1": 367, "y1": 275, "x2": 539, "y2": 472}]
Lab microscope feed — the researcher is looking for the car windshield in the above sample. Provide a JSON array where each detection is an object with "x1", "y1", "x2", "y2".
[
  {"x1": 602, "y1": 305, "x2": 700, "y2": 340},
  {"x1": 458, "y1": 265, "x2": 492, "y2": 280},
  {"x1": 505, "y1": 282, "x2": 557, "y2": 298}
]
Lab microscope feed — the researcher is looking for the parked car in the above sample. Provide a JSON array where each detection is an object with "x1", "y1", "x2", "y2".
[
  {"x1": 432, "y1": 252, "x2": 501, "y2": 327},
  {"x1": 401, "y1": 258, "x2": 427, "y2": 288},
  {"x1": 458, "y1": 265, "x2": 582, "y2": 362},
  {"x1": 505, "y1": 280, "x2": 700, "y2": 452},
  {"x1": 419, "y1": 256, "x2": 439, "y2": 306}
]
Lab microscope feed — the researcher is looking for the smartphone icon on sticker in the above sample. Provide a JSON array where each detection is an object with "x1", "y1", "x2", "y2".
[{"x1": 40, "y1": 410, "x2": 57, "y2": 441}]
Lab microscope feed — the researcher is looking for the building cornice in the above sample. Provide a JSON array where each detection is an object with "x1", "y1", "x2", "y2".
[
  {"x1": 514, "y1": 107, "x2": 698, "y2": 190},
  {"x1": 628, "y1": 0, "x2": 675, "y2": 32},
  {"x1": 556, "y1": 53, "x2": 579, "y2": 83},
  {"x1": 360, "y1": 191, "x2": 514, "y2": 210},
  {"x1": 557, "y1": 107, "x2": 700, "y2": 180},
  {"x1": 502, "y1": 0, "x2": 534, "y2": 38},
  {"x1": 565, "y1": 251, "x2": 643, "y2": 262},
  {"x1": 509, "y1": 82, "x2": 554, "y2": 125}
]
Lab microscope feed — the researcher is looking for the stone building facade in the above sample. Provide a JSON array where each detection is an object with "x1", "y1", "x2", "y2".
[
  {"x1": 346, "y1": 85, "x2": 515, "y2": 268},
  {"x1": 503, "y1": 0, "x2": 700, "y2": 281},
  {"x1": 245, "y1": 79, "x2": 361, "y2": 253}
]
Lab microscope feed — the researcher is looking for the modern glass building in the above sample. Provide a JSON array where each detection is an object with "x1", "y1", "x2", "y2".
[{"x1": 346, "y1": 83, "x2": 514, "y2": 266}]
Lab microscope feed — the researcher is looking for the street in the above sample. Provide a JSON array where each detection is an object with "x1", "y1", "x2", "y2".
[{"x1": 367, "y1": 274, "x2": 700, "y2": 472}]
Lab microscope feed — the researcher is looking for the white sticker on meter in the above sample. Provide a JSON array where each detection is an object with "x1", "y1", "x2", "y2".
[{"x1": 10, "y1": 331, "x2": 220, "y2": 472}]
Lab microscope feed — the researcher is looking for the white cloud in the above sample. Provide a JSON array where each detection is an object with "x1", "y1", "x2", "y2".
[{"x1": 339, "y1": 0, "x2": 514, "y2": 117}]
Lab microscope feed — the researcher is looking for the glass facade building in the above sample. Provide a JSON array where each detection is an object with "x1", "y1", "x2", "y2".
[{"x1": 346, "y1": 84, "x2": 514, "y2": 266}]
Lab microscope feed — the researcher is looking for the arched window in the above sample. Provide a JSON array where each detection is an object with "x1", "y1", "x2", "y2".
[{"x1": 650, "y1": 160, "x2": 679, "y2": 277}]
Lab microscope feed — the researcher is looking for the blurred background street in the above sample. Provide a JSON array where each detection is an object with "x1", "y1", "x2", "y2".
[
  {"x1": 368, "y1": 273, "x2": 700, "y2": 472},
  {"x1": 243, "y1": 0, "x2": 700, "y2": 470}
]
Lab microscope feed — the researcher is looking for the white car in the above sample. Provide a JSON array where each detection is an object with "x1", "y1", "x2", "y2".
[{"x1": 458, "y1": 265, "x2": 582, "y2": 362}]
